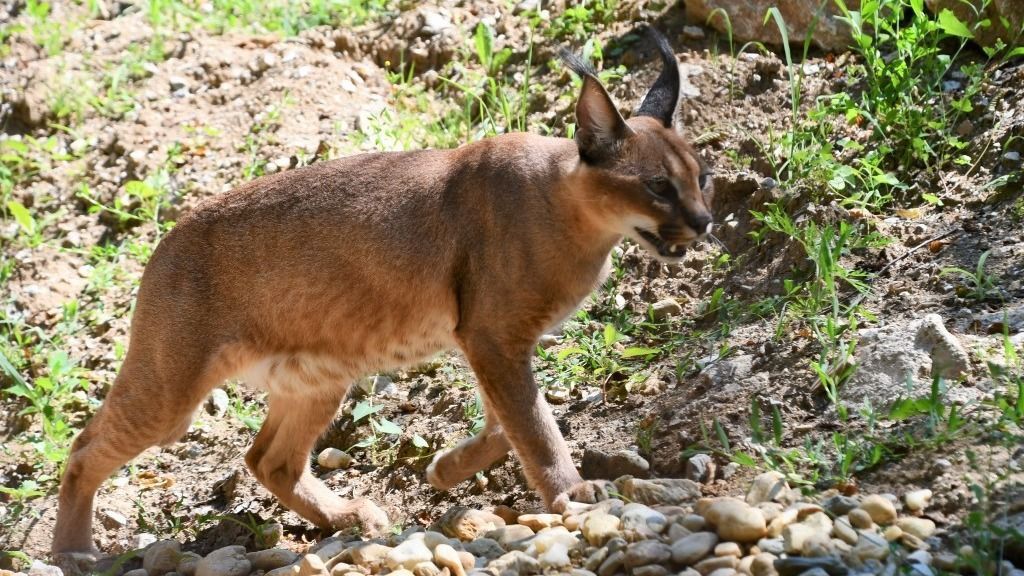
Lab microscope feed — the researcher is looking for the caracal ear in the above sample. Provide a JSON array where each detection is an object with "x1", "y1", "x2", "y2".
[
  {"x1": 561, "y1": 50, "x2": 632, "y2": 163},
  {"x1": 635, "y1": 27, "x2": 681, "y2": 129}
]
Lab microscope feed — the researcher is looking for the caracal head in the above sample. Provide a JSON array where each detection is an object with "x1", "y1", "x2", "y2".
[{"x1": 564, "y1": 29, "x2": 714, "y2": 264}]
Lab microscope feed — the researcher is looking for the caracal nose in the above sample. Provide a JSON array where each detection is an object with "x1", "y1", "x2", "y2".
[{"x1": 685, "y1": 210, "x2": 713, "y2": 236}]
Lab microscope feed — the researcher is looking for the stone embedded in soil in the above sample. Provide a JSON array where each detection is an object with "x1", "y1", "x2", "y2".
[
  {"x1": 671, "y1": 532, "x2": 719, "y2": 565},
  {"x1": 195, "y1": 546, "x2": 251, "y2": 576},
  {"x1": 685, "y1": 453, "x2": 716, "y2": 483},
  {"x1": 581, "y1": 449, "x2": 650, "y2": 479},
  {"x1": 651, "y1": 298, "x2": 683, "y2": 320},
  {"x1": 859, "y1": 495, "x2": 898, "y2": 525},
  {"x1": 697, "y1": 497, "x2": 768, "y2": 543},
  {"x1": 205, "y1": 388, "x2": 229, "y2": 417},
  {"x1": 142, "y1": 539, "x2": 182, "y2": 576},
  {"x1": 317, "y1": 447, "x2": 353, "y2": 469},
  {"x1": 615, "y1": 476, "x2": 702, "y2": 506},
  {"x1": 746, "y1": 471, "x2": 789, "y2": 506}
]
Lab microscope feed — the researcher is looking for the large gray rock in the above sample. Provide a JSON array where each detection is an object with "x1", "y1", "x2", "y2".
[
  {"x1": 683, "y1": 0, "x2": 856, "y2": 51},
  {"x1": 844, "y1": 314, "x2": 974, "y2": 410},
  {"x1": 926, "y1": 0, "x2": 1023, "y2": 47}
]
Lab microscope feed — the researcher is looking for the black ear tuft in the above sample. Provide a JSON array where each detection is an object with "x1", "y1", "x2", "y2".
[
  {"x1": 635, "y1": 27, "x2": 680, "y2": 128},
  {"x1": 561, "y1": 50, "x2": 632, "y2": 163}
]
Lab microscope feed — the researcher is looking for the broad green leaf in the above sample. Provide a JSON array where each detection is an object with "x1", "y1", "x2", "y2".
[
  {"x1": 556, "y1": 347, "x2": 585, "y2": 362},
  {"x1": 921, "y1": 193, "x2": 943, "y2": 205},
  {"x1": 937, "y1": 9, "x2": 973, "y2": 38},
  {"x1": 732, "y1": 451, "x2": 757, "y2": 467},
  {"x1": 603, "y1": 323, "x2": 619, "y2": 347},
  {"x1": 352, "y1": 400, "x2": 383, "y2": 422},
  {"x1": 374, "y1": 417, "x2": 402, "y2": 435},
  {"x1": 621, "y1": 347, "x2": 659, "y2": 359},
  {"x1": 888, "y1": 398, "x2": 931, "y2": 420},
  {"x1": 411, "y1": 434, "x2": 428, "y2": 449},
  {"x1": 474, "y1": 23, "x2": 493, "y2": 70},
  {"x1": 6, "y1": 201, "x2": 36, "y2": 235}
]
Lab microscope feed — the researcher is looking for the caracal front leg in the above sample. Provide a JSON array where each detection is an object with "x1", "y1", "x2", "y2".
[
  {"x1": 426, "y1": 404, "x2": 512, "y2": 490},
  {"x1": 457, "y1": 333, "x2": 611, "y2": 511},
  {"x1": 245, "y1": 391, "x2": 389, "y2": 535}
]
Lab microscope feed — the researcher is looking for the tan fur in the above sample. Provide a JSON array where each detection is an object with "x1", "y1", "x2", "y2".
[{"x1": 53, "y1": 65, "x2": 713, "y2": 555}]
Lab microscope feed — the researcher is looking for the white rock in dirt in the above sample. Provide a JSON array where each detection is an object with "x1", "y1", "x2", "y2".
[
  {"x1": 144, "y1": 539, "x2": 182, "y2": 576},
  {"x1": 651, "y1": 299, "x2": 683, "y2": 320},
  {"x1": 123, "y1": 569, "x2": 148, "y2": 576},
  {"x1": 671, "y1": 532, "x2": 718, "y2": 565},
  {"x1": 133, "y1": 533, "x2": 158, "y2": 550},
  {"x1": 247, "y1": 548, "x2": 300, "y2": 571},
  {"x1": 905, "y1": 489, "x2": 933, "y2": 512},
  {"x1": 583, "y1": 511, "x2": 622, "y2": 546},
  {"x1": 697, "y1": 498, "x2": 767, "y2": 543},
  {"x1": 859, "y1": 495, "x2": 898, "y2": 525},
  {"x1": 196, "y1": 546, "x2": 251, "y2": 576},
  {"x1": 433, "y1": 544, "x2": 466, "y2": 576},
  {"x1": 746, "y1": 471, "x2": 790, "y2": 505},
  {"x1": 205, "y1": 388, "x2": 229, "y2": 417},
  {"x1": 317, "y1": 447, "x2": 353, "y2": 469},
  {"x1": 388, "y1": 538, "x2": 434, "y2": 570}
]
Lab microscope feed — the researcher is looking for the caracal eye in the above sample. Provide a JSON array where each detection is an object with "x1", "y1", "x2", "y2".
[
  {"x1": 698, "y1": 172, "x2": 711, "y2": 190},
  {"x1": 645, "y1": 177, "x2": 674, "y2": 199}
]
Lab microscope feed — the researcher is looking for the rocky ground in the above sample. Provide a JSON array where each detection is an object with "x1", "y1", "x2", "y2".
[{"x1": 1, "y1": 0, "x2": 1023, "y2": 575}]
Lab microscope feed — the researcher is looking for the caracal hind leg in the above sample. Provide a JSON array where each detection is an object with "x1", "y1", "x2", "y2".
[
  {"x1": 53, "y1": 358, "x2": 214, "y2": 555},
  {"x1": 245, "y1": 392, "x2": 389, "y2": 535},
  {"x1": 457, "y1": 332, "x2": 611, "y2": 512},
  {"x1": 426, "y1": 404, "x2": 512, "y2": 491}
]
